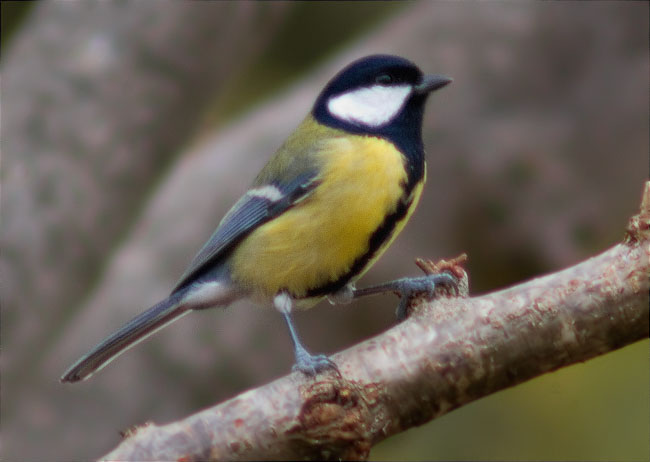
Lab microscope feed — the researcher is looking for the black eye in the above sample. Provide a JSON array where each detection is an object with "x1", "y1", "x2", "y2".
[{"x1": 375, "y1": 73, "x2": 394, "y2": 85}]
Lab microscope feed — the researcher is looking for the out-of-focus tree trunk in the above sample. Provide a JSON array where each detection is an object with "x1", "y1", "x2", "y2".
[
  {"x1": 2, "y1": 0, "x2": 286, "y2": 385},
  {"x1": 1, "y1": 1, "x2": 287, "y2": 459}
]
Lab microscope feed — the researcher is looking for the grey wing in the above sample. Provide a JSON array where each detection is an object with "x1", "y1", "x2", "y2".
[{"x1": 171, "y1": 172, "x2": 319, "y2": 293}]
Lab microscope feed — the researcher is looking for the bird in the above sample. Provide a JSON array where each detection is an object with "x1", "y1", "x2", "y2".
[{"x1": 61, "y1": 54, "x2": 454, "y2": 383}]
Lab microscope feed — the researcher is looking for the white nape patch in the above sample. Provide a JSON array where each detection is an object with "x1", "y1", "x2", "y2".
[
  {"x1": 184, "y1": 281, "x2": 240, "y2": 309},
  {"x1": 327, "y1": 84, "x2": 412, "y2": 128},
  {"x1": 248, "y1": 185, "x2": 283, "y2": 202}
]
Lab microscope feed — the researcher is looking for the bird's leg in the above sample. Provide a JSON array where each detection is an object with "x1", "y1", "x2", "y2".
[
  {"x1": 353, "y1": 272, "x2": 458, "y2": 322},
  {"x1": 326, "y1": 284, "x2": 355, "y2": 305},
  {"x1": 274, "y1": 292, "x2": 338, "y2": 375}
]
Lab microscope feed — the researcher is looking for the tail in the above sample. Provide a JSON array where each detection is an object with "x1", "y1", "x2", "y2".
[{"x1": 60, "y1": 291, "x2": 190, "y2": 383}]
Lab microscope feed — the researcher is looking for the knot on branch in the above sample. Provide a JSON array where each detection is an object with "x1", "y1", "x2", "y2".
[
  {"x1": 287, "y1": 378, "x2": 384, "y2": 461},
  {"x1": 624, "y1": 181, "x2": 650, "y2": 245}
]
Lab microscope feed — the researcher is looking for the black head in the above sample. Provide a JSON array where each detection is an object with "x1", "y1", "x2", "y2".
[
  {"x1": 313, "y1": 54, "x2": 450, "y2": 136},
  {"x1": 312, "y1": 54, "x2": 451, "y2": 186}
]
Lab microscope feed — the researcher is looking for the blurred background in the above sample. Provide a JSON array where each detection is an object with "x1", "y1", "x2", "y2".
[{"x1": 1, "y1": 2, "x2": 648, "y2": 460}]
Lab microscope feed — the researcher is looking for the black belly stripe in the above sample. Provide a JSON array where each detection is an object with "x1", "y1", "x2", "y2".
[{"x1": 304, "y1": 193, "x2": 413, "y2": 298}]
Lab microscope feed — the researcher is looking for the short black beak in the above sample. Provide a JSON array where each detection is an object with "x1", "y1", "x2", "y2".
[{"x1": 414, "y1": 74, "x2": 453, "y2": 95}]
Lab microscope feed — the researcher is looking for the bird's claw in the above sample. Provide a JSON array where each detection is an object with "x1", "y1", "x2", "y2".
[
  {"x1": 395, "y1": 272, "x2": 458, "y2": 321},
  {"x1": 292, "y1": 347, "x2": 338, "y2": 376}
]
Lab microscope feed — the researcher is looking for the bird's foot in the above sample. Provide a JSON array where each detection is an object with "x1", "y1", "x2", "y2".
[
  {"x1": 391, "y1": 272, "x2": 458, "y2": 321},
  {"x1": 292, "y1": 345, "x2": 339, "y2": 376}
]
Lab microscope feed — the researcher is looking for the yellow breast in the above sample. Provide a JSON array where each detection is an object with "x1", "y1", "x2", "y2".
[{"x1": 230, "y1": 134, "x2": 420, "y2": 304}]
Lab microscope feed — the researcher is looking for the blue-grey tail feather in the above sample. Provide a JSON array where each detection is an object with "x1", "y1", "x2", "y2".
[{"x1": 60, "y1": 290, "x2": 189, "y2": 383}]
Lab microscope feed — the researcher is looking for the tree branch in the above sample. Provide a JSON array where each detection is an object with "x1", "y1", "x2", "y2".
[{"x1": 99, "y1": 181, "x2": 649, "y2": 461}]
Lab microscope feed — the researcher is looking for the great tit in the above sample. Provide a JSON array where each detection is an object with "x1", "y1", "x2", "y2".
[{"x1": 61, "y1": 54, "x2": 453, "y2": 383}]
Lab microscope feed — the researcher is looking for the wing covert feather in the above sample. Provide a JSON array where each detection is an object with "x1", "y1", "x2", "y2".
[{"x1": 172, "y1": 172, "x2": 318, "y2": 292}]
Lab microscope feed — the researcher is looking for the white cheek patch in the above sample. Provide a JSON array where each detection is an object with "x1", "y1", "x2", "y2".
[{"x1": 327, "y1": 84, "x2": 412, "y2": 128}]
